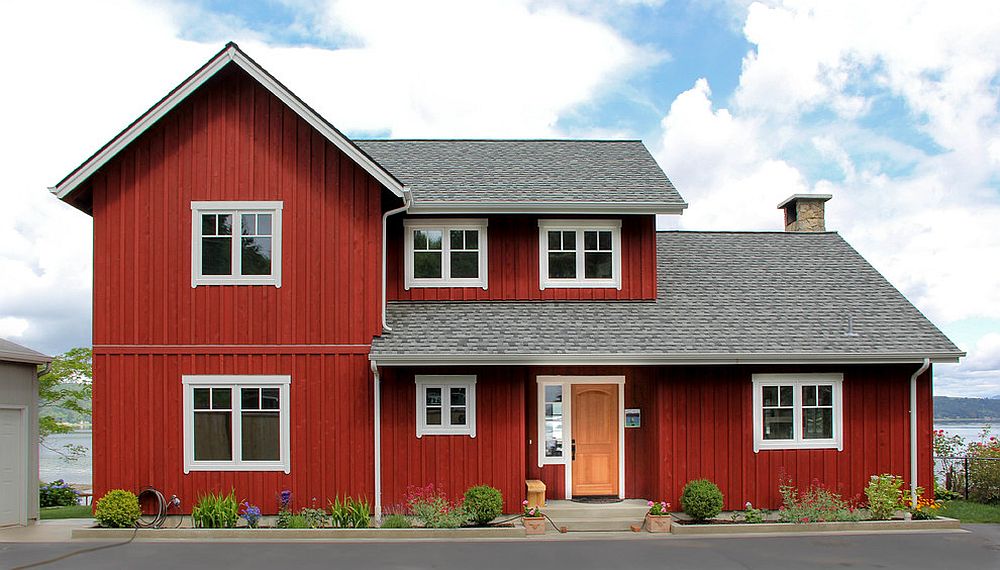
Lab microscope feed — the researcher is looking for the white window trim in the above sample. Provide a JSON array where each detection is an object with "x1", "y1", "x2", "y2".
[
  {"x1": 191, "y1": 201, "x2": 283, "y2": 288},
  {"x1": 752, "y1": 373, "x2": 844, "y2": 453},
  {"x1": 182, "y1": 375, "x2": 291, "y2": 473},
  {"x1": 403, "y1": 219, "x2": 488, "y2": 289},
  {"x1": 538, "y1": 219, "x2": 622, "y2": 290},
  {"x1": 415, "y1": 375, "x2": 477, "y2": 437}
]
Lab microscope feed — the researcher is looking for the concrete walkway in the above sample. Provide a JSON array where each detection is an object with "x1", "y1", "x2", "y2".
[{"x1": 0, "y1": 519, "x2": 89, "y2": 543}]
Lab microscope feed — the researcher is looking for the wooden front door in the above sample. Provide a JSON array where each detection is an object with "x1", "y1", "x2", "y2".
[{"x1": 571, "y1": 384, "x2": 619, "y2": 496}]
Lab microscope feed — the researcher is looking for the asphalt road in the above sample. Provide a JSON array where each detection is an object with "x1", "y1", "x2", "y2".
[{"x1": 2, "y1": 526, "x2": 999, "y2": 570}]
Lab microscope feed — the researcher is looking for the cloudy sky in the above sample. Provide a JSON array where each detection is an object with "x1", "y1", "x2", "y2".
[{"x1": 1, "y1": 0, "x2": 998, "y2": 396}]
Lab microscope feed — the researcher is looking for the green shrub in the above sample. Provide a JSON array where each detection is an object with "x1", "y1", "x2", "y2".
[
  {"x1": 39, "y1": 480, "x2": 79, "y2": 508},
  {"x1": 283, "y1": 514, "x2": 310, "y2": 529},
  {"x1": 968, "y1": 431, "x2": 1000, "y2": 504},
  {"x1": 777, "y1": 479, "x2": 861, "y2": 523},
  {"x1": 191, "y1": 490, "x2": 239, "y2": 528},
  {"x1": 680, "y1": 479, "x2": 724, "y2": 521},
  {"x1": 864, "y1": 474, "x2": 904, "y2": 520},
  {"x1": 299, "y1": 507, "x2": 329, "y2": 529},
  {"x1": 406, "y1": 484, "x2": 469, "y2": 528},
  {"x1": 463, "y1": 485, "x2": 503, "y2": 525},
  {"x1": 94, "y1": 490, "x2": 141, "y2": 528},
  {"x1": 380, "y1": 514, "x2": 411, "y2": 528},
  {"x1": 329, "y1": 496, "x2": 371, "y2": 528}
]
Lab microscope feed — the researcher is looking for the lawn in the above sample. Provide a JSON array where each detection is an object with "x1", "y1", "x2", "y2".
[
  {"x1": 40, "y1": 504, "x2": 93, "y2": 519},
  {"x1": 939, "y1": 500, "x2": 1000, "y2": 523}
]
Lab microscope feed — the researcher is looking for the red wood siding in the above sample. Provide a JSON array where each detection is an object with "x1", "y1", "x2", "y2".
[
  {"x1": 523, "y1": 364, "x2": 933, "y2": 510},
  {"x1": 380, "y1": 367, "x2": 526, "y2": 513},
  {"x1": 91, "y1": 349, "x2": 373, "y2": 514},
  {"x1": 89, "y1": 63, "x2": 387, "y2": 347},
  {"x1": 386, "y1": 215, "x2": 657, "y2": 301}
]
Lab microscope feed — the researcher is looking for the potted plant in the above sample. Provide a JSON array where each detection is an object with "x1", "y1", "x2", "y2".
[
  {"x1": 521, "y1": 500, "x2": 546, "y2": 535},
  {"x1": 645, "y1": 500, "x2": 672, "y2": 533}
]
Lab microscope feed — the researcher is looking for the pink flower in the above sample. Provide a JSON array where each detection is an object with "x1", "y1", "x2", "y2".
[{"x1": 647, "y1": 500, "x2": 654, "y2": 507}]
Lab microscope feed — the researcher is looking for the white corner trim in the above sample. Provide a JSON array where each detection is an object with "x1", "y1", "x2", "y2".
[
  {"x1": 52, "y1": 44, "x2": 404, "y2": 201},
  {"x1": 182, "y1": 375, "x2": 291, "y2": 474},
  {"x1": 537, "y1": 220, "x2": 622, "y2": 290},
  {"x1": 751, "y1": 373, "x2": 844, "y2": 453},
  {"x1": 414, "y1": 375, "x2": 477, "y2": 438},
  {"x1": 403, "y1": 219, "x2": 488, "y2": 290},
  {"x1": 190, "y1": 201, "x2": 283, "y2": 288}
]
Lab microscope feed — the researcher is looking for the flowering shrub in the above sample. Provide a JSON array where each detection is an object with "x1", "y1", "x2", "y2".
[
  {"x1": 522, "y1": 500, "x2": 543, "y2": 518},
  {"x1": 741, "y1": 502, "x2": 766, "y2": 524},
  {"x1": 904, "y1": 492, "x2": 941, "y2": 520},
  {"x1": 646, "y1": 500, "x2": 671, "y2": 516},
  {"x1": 864, "y1": 474, "x2": 904, "y2": 520},
  {"x1": 406, "y1": 484, "x2": 468, "y2": 528},
  {"x1": 239, "y1": 501, "x2": 261, "y2": 528},
  {"x1": 276, "y1": 489, "x2": 294, "y2": 528},
  {"x1": 777, "y1": 478, "x2": 862, "y2": 523},
  {"x1": 967, "y1": 429, "x2": 1000, "y2": 504},
  {"x1": 934, "y1": 429, "x2": 967, "y2": 498},
  {"x1": 39, "y1": 479, "x2": 79, "y2": 508}
]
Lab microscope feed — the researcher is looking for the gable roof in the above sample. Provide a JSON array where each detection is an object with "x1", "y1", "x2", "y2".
[
  {"x1": 0, "y1": 338, "x2": 51, "y2": 365},
  {"x1": 355, "y1": 139, "x2": 686, "y2": 214},
  {"x1": 51, "y1": 43, "x2": 405, "y2": 207},
  {"x1": 371, "y1": 231, "x2": 964, "y2": 365}
]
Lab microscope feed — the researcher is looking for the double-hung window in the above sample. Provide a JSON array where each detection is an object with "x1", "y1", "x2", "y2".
[
  {"x1": 183, "y1": 375, "x2": 291, "y2": 473},
  {"x1": 538, "y1": 220, "x2": 621, "y2": 289},
  {"x1": 415, "y1": 376, "x2": 476, "y2": 437},
  {"x1": 404, "y1": 219, "x2": 488, "y2": 289},
  {"x1": 191, "y1": 201, "x2": 283, "y2": 287},
  {"x1": 752, "y1": 373, "x2": 843, "y2": 452}
]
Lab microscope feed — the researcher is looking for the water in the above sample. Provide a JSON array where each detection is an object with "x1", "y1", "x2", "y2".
[
  {"x1": 934, "y1": 422, "x2": 994, "y2": 448},
  {"x1": 39, "y1": 431, "x2": 92, "y2": 486}
]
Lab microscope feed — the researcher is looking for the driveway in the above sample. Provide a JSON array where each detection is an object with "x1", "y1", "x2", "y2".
[{"x1": 1, "y1": 526, "x2": 998, "y2": 570}]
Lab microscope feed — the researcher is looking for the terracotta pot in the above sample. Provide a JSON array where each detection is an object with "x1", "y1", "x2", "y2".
[
  {"x1": 523, "y1": 516, "x2": 546, "y2": 535},
  {"x1": 645, "y1": 513, "x2": 672, "y2": 533}
]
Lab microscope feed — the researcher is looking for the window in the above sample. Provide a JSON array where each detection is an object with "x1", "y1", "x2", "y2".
[
  {"x1": 183, "y1": 375, "x2": 290, "y2": 473},
  {"x1": 538, "y1": 220, "x2": 621, "y2": 289},
  {"x1": 752, "y1": 374, "x2": 843, "y2": 452},
  {"x1": 540, "y1": 384, "x2": 564, "y2": 463},
  {"x1": 415, "y1": 376, "x2": 476, "y2": 437},
  {"x1": 404, "y1": 220, "x2": 488, "y2": 289},
  {"x1": 191, "y1": 201, "x2": 283, "y2": 287}
]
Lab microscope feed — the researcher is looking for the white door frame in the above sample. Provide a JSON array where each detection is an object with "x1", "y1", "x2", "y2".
[
  {"x1": 0, "y1": 405, "x2": 28, "y2": 527},
  {"x1": 536, "y1": 375, "x2": 625, "y2": 500}
]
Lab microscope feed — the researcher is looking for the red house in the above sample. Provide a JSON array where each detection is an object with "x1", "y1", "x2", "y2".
[{"x1": 52, "y1": 44, "x2": 962, "y2": 520}]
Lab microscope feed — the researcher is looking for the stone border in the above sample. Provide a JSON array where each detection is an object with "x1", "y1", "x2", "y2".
[
  {"x1": 670, "y1": 517, "x2": 961, "y2": 535},
  {"x1": 72, "y1": 526, "x2": 525, "y2": 540}
]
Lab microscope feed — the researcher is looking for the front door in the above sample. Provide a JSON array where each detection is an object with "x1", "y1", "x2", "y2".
[{"x1": 571, "y1": 384, "x2": 619, "y2": 497}]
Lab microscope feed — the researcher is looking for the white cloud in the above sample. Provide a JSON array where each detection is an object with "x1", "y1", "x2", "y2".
[{"x1": 937, "y1": 334, "x2": 1000, "y2": 398}]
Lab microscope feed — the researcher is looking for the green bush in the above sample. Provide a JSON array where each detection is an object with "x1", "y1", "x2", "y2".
[
  {"x1": 864, "y1": 474, "x2": 904, "y2": 520},
  {"x1": 39, "y1": 480, "x2": 79, "y2": 508},
  {"x1": 329, "y1": 496, "x2": 371, "y2": 528},
  {"x1": 405, "y1": 484, "x2": 469, "y2": 528},
  {"x1": 191, "y1": 490, "x2": 239, "y2": 528},
  {"x1": 299, "y1": 507, "x2": 329, "y2": 529},
  {"x1": 94, "y1": 490, "x2": 141, "y2": 528},
  {"x1": 380, "y1": 514, "x2": 411, "y2": 528},
  {"x1": 283, "y1": 514, "x2": 310, "y2": 529},
  {"x1": 777, "y1": 479, "x2": 861, "y2": 523},
  {"x1": 680, "y1": 479, "x2": 724, "y2": 521},
  {"x1": 463, "y1": 485, "x2": 503, "y2": 525}
]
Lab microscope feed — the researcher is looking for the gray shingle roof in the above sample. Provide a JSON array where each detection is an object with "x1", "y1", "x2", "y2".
[
  {"x1": 354, "y1": 140, "x2": 686, "y2": 211},
  {"x1": 0, "y1": 338, "x2": 51, "y2": 365},
  {"x1": 370, "y1": 232, "x2": 963, "y2": 363}
]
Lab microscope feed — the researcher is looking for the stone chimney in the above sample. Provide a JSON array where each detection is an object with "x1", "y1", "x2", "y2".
[{"x1": 777, "y1": 194, "x2": 832, "y2": 232}]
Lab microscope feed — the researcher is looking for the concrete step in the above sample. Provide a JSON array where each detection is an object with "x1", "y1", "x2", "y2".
[
  {"x1": 548, "y1": 517, "x2": 641, "y2": 532},
  {"x1": 543, "y1": 499, "x2": 648, "y2": 531}
]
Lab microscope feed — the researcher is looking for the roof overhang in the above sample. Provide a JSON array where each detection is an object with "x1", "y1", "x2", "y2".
[
  {"x1": 50, "y1": 43, "x2": 405, "y2": 205},
  {"x1": 0, "y1": 349, "x2": 52, "y2": 365},
  {"x1": 406, "y1": 201, "x2": 688, "y2": 215},
  {"x1": 369, "y1": 351, "x2": 965, "y2": 367}
]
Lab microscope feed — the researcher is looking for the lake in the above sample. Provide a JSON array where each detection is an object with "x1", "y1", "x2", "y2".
[{"x1": 38, "y1": 422, "x2": 998, "y2": 486}]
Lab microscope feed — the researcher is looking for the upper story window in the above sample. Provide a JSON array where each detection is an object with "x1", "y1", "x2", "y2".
[
  {"x1": 404, "y1": 219, "x2": 488, "y2": 289},
  {"x1": 538, "y1": 220, "x2": 622, "y2": 289},
  {"x1": 415, "y1": 375, "x2": 477, "y2": 437},
  {"x1": 752, "y1": 373, "x2": 844, "y2": 452},
  {"x1": 182, "y1": 375, "x2": 291, "y2": 473},
  {"x1": 191, "y1": 201, "x2": 283, "y2": 288}
]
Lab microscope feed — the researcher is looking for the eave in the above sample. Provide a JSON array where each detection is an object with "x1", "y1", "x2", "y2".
[{"x1": 406, "y1": 201, "x2": 688, "y2": 215}]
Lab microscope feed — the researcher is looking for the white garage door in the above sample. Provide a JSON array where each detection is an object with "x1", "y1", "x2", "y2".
[{"x1": 0, "y1": 408, "x2": 25, "y2": 527}]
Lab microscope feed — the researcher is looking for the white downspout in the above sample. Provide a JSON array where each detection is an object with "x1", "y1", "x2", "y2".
[
  {"x1": 382, "y1": 187, "x2": 412, "y2": 332},
  {"x1": 371, "y1": 359, "x2": 382, "y2": 521},
  {"x1": 910, "y1": 358, "x2": 930, "y2": 510}
]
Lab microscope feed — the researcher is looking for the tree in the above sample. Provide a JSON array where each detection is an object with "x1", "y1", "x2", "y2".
[{"x1": 38, "y1": 347, "x2": 92, "y2": 460}]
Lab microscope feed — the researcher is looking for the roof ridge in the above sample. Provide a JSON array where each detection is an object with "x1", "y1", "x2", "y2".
[
  {"x1": 354, "y1": 138, "x2": 644, "y2": 143},
  {"x1": 656, "y1": 230, "x2": 840, "y2": 235}
]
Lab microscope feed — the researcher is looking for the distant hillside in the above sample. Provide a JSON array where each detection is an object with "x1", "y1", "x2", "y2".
[{"x1": 934, "y1": 396, "x2": 1000, "y2": 420}]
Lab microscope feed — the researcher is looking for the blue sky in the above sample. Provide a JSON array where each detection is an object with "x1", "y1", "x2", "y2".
[{"x1": 1, "y1": 0, "x2": 998, "y2": 396}]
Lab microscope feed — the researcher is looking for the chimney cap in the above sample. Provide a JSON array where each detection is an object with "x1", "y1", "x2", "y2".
[{"x1": 777, "y1": 194, "x2": 832, "y2": 210}]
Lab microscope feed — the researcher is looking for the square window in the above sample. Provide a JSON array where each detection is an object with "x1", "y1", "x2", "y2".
[
  {"x1": 192, "y1": 202, "x2": 282, "y2": 287},
  {"x1": 416, "y1": 377, "x2": 476, "y2": 437},
  {"x1": 405, "y1": 221, "x2": 487, "y2": 289},
  {"x1": 753, "y1": 374, "x2": 843, "y2": 452},
  {"x1": 539, "y1": 221, "x2": 620, "y2": 289}
]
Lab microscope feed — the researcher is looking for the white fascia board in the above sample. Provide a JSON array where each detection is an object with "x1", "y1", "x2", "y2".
[
  {"x1": 369, "y1": 351, "x2": 965, "y2": 366},
  {"x1": 51, "y1": 45, "x2": 405, "y2": 201},
  {"x1": 406, "y1": 201, "x2": 688, "y2": 215}
]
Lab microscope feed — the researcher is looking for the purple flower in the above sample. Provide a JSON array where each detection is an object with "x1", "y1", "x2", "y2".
[{"x1": 279, "y1": 489, "x2": 292, "y2": 509}]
